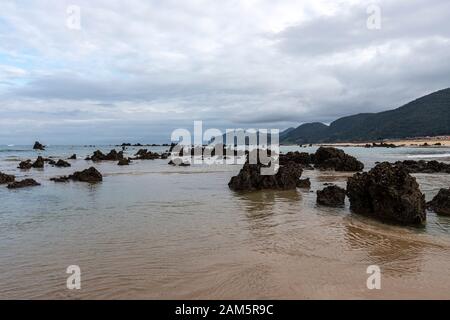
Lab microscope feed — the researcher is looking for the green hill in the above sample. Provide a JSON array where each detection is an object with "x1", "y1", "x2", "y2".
[{"x1": 281, "y1": 88, "x2": 450, "y2": 144}]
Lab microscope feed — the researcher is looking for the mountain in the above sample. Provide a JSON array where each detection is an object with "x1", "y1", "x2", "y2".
[{"x1": 281, "y1": 88, "x2": 450, "y2": 144}]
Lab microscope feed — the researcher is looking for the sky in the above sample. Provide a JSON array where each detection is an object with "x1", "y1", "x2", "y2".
[{"x1": 0, "y1": 0, "x2": 449, "y2": 144}]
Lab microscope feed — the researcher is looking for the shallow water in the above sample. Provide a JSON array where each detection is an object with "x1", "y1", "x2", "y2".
[{"x1": 0, "y1": 145, "x2": 449, "y2": 299}]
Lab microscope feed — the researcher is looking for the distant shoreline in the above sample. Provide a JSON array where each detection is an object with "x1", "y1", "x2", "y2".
[{"x1": 282, "y1": 136, "x2": 450, "y2": 148}]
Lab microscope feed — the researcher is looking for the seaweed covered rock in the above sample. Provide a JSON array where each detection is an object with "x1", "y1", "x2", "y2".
[
  {"x1": 7, "y1": 179, "x2": 40, "y2": 189},
  {"x1": 427, "y1": 188, "x2": 450, "y2": 216},
  {"x1": 0, "y1": 172, "x2": 15, "y2": 184},
  {"x1": 89, "y1": 150, "x2": 124, "y2": 162},
  {"x1": 347, "y1": 162, "x2": 426, "y2": 225},
  {"x1": 314, "y1": 147, "x2": 364, "y2": 172},
  {"x1": 228, "y1": 162, "x2": 303, "y2": 191},
  {"x1": 134, "y1": 149, "x2": 160, "y2": 160},
  {"x1": 316, "y1": 185, "x2": 346, "y2": 206}
]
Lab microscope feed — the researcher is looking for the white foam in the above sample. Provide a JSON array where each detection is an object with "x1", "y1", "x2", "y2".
[{"x1": 407, "y1": 153, "x2": 450, "y2": 159}]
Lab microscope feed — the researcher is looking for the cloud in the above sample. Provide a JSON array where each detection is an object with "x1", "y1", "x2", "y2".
[{"x1": 0, "y1": 0, "x2": 450, "y2": 144}]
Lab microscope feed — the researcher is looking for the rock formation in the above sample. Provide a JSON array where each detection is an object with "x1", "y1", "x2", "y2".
[
  {"x1": 316, "y1": 185, "x2": 346, "y2": 206},
  {"x1": 427, "y1": 188, "x2": 450, "y2": 216}
]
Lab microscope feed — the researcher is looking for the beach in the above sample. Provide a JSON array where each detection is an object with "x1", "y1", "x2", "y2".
[{"x1": 0, "y1": 145, "x2": 449, "y2": 299}]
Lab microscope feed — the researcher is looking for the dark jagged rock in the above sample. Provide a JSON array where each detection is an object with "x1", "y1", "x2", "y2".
[
  {"x1": 70, "y1": 167, "x2": 103, "y2": 182},
  {"x1": 52, "y1": 167, "x2": 103, "y2": 183},
  {"x1": 33, "y1": 141, "x2": 45, "y2": 150},
  {"x1": 366, "y1": 142, "x2": 397, "y2": 148},
  {"x1": 0, "y1": 172, "x2": 15, "y2": 184},
  {"x1": 68, "y1": 154, "x2": 77, "y2": 160},
  {"x1": 314, "y1": 147, "x2": 364, "y2": 172},
  {"x1": 134, "y1": 149, "x2": 160, "y2": 160},
  {"x1": 32, "y1": 156, "x2": 45, "y2": 168},
  {"x1": 394, "y1": 160, "x2": 450, "y2": 174},
  {"x1": 296, "y1": 178, "x2": 311, "y2": 189},
  {"x1": 117, "y1": 158, "x2": 131, "y2": 166},
  {"x1": 316, "y1": 185, "x2": 346, "y2": 206},
  {"x1": 18, "y1": 160, "x2": 32, "y2": 169},
  {"x1": 228, "y1": 161, "x2": 303, "y2": 191},
  {"x1": 7, "y1": 179, "x2": 40, "y2": 189},
  {"x1": 347, "y1": 162, "x2": 426, "y2": 225},
  {"x1": 55, "y1": 159, "x2": 71, "y2": 168},
  {"x1": 279, "y1": 152, "x2": 314, "y2": 166},
  {"x1": 90, "y1": 150, "x2": 124, "y2": 162},
  {"x1": 427, "y1": 188, "x2": 450, "y2": 216},
  {"x1": 161, "y1": 152, "x2": 169, "y2": 159}
]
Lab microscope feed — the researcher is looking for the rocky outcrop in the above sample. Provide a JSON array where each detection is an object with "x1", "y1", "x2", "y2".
[
  {"x1": 88, "y1": 150, "x2": 124, "y2": 162},
  {"x1": 394, "y1": 160, "x2": 450, "y2": 174},
  {"x1": 134, "y1": 149, "x2": 160, "y2": 160},
  {"x1": 18, "y1": 160, "x2": 32, "y2": 170},
  {"x1": 314, "y1": 147, "x2": 364, "y2": 172},
  {"x1": 296, "y1": 178, "x2": 311, "y2": 189},
  {"x1": 32, "y1": 156, "x2": 45, "y2": 168},
  {"x1": 7, "y1": 179, "x2": 40, "y2": 189},
  {"x1": 55, "y1": 159, "x2": 71, "y2": 167},
  {"x1": 117, "y1": 158, "x2": 131, "y2": 166},
  {"x1": 68, "y1": 154, "x2": 77, "y2": 160},
  {"x1": 347, "y1": 162, "x2": 426, "y2": 225},
  {"x1": 33, "y1": 141, "x2": 45, "y2": 150},
  {"x1": 0, "y1": 172, "x2": 15, "y2": 184},
  {"x1": 279, "y1": 152, "x2": 314, "y2": 166},
  {"x1": 427, "y1": 188, "x2": 450, "y2": 216},
  {"x1": 51, "y1": 167, "x2": 103, "y2": 183},
  {"x1": 316, "y1": 185, "x2": 346, "y2": 206},
  {"x1": 228, "y1": 161, "x2": 303, "y2": 191}
]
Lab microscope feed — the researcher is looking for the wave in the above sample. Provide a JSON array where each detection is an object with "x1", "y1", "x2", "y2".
[{"x1": 408, "y1": 153, "x2": 450, "y2": 159}]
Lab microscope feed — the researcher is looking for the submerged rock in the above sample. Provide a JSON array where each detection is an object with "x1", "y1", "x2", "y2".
[
  {"x1": 55, "y1": 159, "x2": 71, "y2": 167},
  {"x1": 117, "y1": 158, "x2": 131, "y2": 166},
  {"x1": 7, "y1": 179, "x2": 40, "y2": 189},
  {"x1": 51, "y1": 167, "x2": 103, "y2": 183},
  {"x1": 296, "y1": 178, "x2": 311, "y2": 189},
  {"x1": 314, "y1": 147, "x2": 364, "y2": 172},
  {"x1": 228, "y1": 161, "x2": 303, "y2": 191},
  {"x1": 316, "y1": 185, "x2": 346, "y2": 207},
  {"x1": 0, "y1": 172, "x2": 15, "y2": 184},
  {"x1": 33, "y1": 141, "x2": 45, "y2": 150},
  {"x1": 394, "y1": 160, "x2": 450, "y2": 174},
  {"x1": 134, "y1": 149, "x2": 160, "y2": 160},
  {"x1": 347, "y1": 162, "x2": 426, "y2": 225},
  {"x1": 18, "y1": 160, "x2": 32, "y2": 170},
  {"x1": 427, "y1": 188, "x2": 450, "y2": 216}
]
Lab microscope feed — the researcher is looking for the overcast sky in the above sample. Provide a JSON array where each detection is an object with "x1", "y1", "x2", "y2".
[{"x1": 1, "y1": 0, "x2": 449, "y2": 144}]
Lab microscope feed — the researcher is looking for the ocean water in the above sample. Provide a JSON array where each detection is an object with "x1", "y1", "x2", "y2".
[{"x1": 0, "y1": 145, "x2": 449, "y2": 299}]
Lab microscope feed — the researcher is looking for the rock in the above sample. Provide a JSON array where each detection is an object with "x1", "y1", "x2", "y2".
[
  {"x1": 32, "y1": 156, "x2": 45, "y2": 168},
  {"x1": 394, "y1": 160, "x2": 450, "y2": 174},
  {"x1": 161, "y1": 152, "x2": 169, "y2": 160},
  {"x1": 279, "y1": 152, "x2": 313, "y2": 166},
  {"x1": 55, "y1": 159, "x2": 71, "y2": 167},
  {"x1": 427, "y1": 188, "x2": 450, "y2": 216},
  {"x1": 134, "y1": 149, "x2": 160, "y2": 160},
  {"x1": 33, "y1": 141, "x2": 45, "y2": 150},
  {"x1": 228, "y1": 161, "x2": 303, "y2": 191},
  {"x1": 316, "y1": 185, "x2": 346, "y2": 206},
  {"x1": 7, "y1": 179, "x2": 40, "y2": 189},
  {"x1": 296, "y1": 178, "x2": 311, "y2": 189},
  {"x1": 18, "y1": 160, "x2": 32, "y2": 170},
  {"x1": 68, "y1": 154, "x2": 77, "y2": 160},
  {"x1": 0, "y1": 172, "x2": 15, "y2": 184},
  {"x1": 50, "y1": 176, "x2": 71, "y2": 183},
  {"x1": 117, "y1": 158, "x2": 131, "y2": 166},
  {"x1": 347, "y1": 162, "x2": 426, "y2": 225},
  {"x1": 89, "y1": 149, "x2": 124, "y2": 161},
  {"x1": 314, "y1": 147, "x2": 364, "y2": 172},
  {"x1": 70, "y1": 167, "x2": 103, "y2": 182}
]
